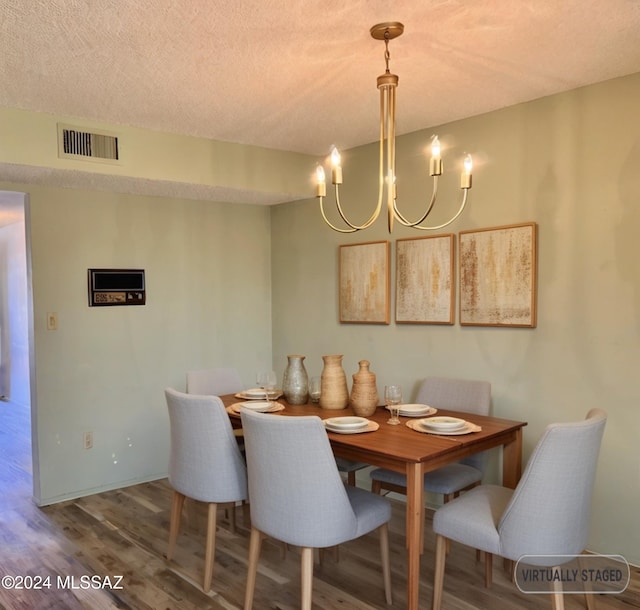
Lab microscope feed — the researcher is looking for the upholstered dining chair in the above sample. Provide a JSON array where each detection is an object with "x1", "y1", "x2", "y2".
[
  {"x1": 186, "y1": 367, "x2": 243, "y2": 396},
  {"x1": 164, "y1": 388, "x2": 248, "y2": 592},
  {"x1": 335, "y1": 456, "x2": 369, "y2": 486},
  {"x1": 187, "y1": 367, "x2": 245, "y2": 445},
  {"x1": 370, "y1": 377, "x2": 491, "y2": 503},
  {"x1": 431, "y1": 408, "x2": 607, "y2": 610},
  {"x1": 240, "y1": 409, "x2": 393, "y2": 610}
]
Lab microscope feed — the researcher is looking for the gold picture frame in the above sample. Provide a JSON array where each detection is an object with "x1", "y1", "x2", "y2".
[
  {"x1": 395, "y1": 234, "x2": 455, "y2": 324},
  {"x1": 339, "y1": 240, "x2": 390, "y2": 324},
  {"x1": 459, "y1": 222, "x2": 537, "y2": 327}
]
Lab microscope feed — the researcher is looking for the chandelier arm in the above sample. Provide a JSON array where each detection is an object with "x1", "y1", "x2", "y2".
[
  {"x1": 317, "y1": 136, "x2": 385, "y2": 232},
  {"x1": 407, "y1": 189, "x2": 470, "y2": 231},
  {"x1": 318, "y1": 196, "x2": 358, "y2": 233},
  {"x1": 334, "y1": 184, "x2": 382, "y2": 230},
  {"x1": 392, "y1": 176, "x2": 439, "y2": 227},
  {"x1": 318, "y1": 104, "x2": 387, "y2": 233}
]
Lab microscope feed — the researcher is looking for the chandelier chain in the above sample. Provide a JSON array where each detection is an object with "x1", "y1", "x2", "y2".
[{"x1": 384, "y1": 37, "x2": 391, "y2": 73}]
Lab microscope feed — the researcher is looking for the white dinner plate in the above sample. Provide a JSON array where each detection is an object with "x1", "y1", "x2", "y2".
[
  {"x1": 324, "y1": 416, "x2": 369, "y2": 431},
  {"x1": 420, "y1": 416, "x2": 467, "y2": 431},
  {"x1": 243, "y1": 388, "x2": 272, "y2": 398},
  {"x1": 398, "y1": 404, "x2": 436, "y2": 417},
  {"x1": 237, "y1": 388, "x2": 283, "y2": 400},
  {"x1": 238, "y1": 401, "x2": 274, "y2": 412}
]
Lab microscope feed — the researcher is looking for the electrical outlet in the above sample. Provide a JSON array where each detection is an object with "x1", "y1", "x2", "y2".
[
  {"x1": 47, "y1": 312, "x2": 58, "y2": 330},
  {"x1": 83, "y1": 431, "x2": 93, "y2": 449}
]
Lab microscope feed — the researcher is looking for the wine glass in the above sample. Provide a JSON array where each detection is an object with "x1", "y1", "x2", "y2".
[
  {"x1": 385, "y1": 384, "x2": 403, "y2": 425},
  {"x1": 257, "y1": 370, "x2": 277, "y2": 403},
  {"x1": 308, "y1": 376, "x2": 321, "y2": 403}
]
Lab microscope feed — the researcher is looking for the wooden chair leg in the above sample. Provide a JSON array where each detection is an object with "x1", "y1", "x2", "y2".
[
  {"x1": 371, "y1": 479, "x2": 382, "y2": 494},
  {"x1": 347, "y1": 471, "x2": 356, "y2": 486},
  {"x1": 244, "y1": 527, "x2": 263, "y2": 610},
  {"x1": 432, "y1": 534, "x2": 447, "y2": 610},
  {"x1": 379, "y1": 523, "x2": 392, "y2": 605},
  {"x1": 316, "y1": 545, "x2": 339, "y2": 565},
  {"x1": 578, "y1": 554, "x2": 596, "y2": 610},
  {"x1": 228, "y1": 502, "x2": 237, "y2": 533},
  {"x1": 484, "y1": 552, "x2": 493, "y2": 588},
  {"x1": 167, "y1": 491, "x2": 186, "y2": 560},
  {"x1": 442, "y1": 494, "x2": 454, "y2": 555},
  {"x1": 551, "y1": 573, "x2": 565, "y2": 610},
  {"x1": 504, "y1": 558, "x2": 514, "y2": 581},
  {"x1": 242, "y1": 499, "x2": 250, "y2": 528},
  {"x1": 332, "y1": 545, "x2": 340, "y2": 563},
  {"x1": 203, "y1": 503, "x2": 217, "y2": 592},
  {"x1": 301, "y1": 547, "x2": 314, "y2": 610}
]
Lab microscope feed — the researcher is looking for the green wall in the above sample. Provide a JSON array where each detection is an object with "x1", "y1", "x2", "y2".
[
  {"x1": 0, "y1": 184, "x2": 273, "y2": 504},
  {"x1": 271, "y1": 73, "x2": 640, "y2": 564}
]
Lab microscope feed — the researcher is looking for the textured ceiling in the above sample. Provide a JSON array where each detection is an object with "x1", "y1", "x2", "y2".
[{"x1": 2, "y1": 0, "x2": 640, "y2": 203}]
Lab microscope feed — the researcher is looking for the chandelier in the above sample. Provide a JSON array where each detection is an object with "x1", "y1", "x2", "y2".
[{"x1": 315, "y1": 22, "x2": 473, "y2": 233}]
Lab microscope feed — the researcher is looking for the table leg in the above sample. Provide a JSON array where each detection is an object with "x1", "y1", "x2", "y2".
[
  {"x1": 502, "y1": 427, "x2": 523, "y2": 489},
  {"x1": 405, "y1": 462, "x2": 423, "y2": 610}
]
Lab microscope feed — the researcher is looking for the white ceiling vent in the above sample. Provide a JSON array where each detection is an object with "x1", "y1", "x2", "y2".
[{"x1": 57, "y1": 124, "x2": 120, "y2": 164}]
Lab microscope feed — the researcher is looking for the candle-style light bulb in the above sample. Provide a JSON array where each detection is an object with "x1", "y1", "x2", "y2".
[
  {"x1": 330, "y1": 146, "x2": 341, "y2": 168},
  {"x1": 330, "y1": 146, "x2": 343, "y2": 184},
  {"x1": 461, "y1": 154, "x2": 473, "y2": 189},
  {"x1": 431, "y1": 136, "x2": 441, "y2": 159},
  {"x1": 316, "y1": 165, "x2": 326, "y2": 197},
  {"x1": 429, "y1": 135, "x2": 443, "y2": 176}
]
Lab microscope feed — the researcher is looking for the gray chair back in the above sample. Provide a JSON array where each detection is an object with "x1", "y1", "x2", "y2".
[
  {"x1": 165, "y1": 387, "x2": 247, "y2": 503},
  {"x1": 186, "y1": 367, "x2": 243, "y2": 396},
  {"x1": 417, "y1": 377, "x2": 491, "y2": 470},
  {"x1": 498, "y1": 408, "x2": 607, "y2": 560},
  {"x1": 241, "y1": 409, "x2": 359, "y2": 548}
]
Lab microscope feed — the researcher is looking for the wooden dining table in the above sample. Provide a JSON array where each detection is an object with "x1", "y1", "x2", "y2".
[{"x1": 221, "y1": 394, "x2": 527, "y2": 610}]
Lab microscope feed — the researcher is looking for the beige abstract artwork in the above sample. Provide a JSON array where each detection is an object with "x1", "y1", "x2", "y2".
[
  {"x1": 459, "y1": 223, "x2": 537, "y2": 327},
  {"x1": 396, "y1": 234, "x2": 454, "y2": 324},
  {"x1": 339, "y1": 241, "x2": 390, "y2": 324}
]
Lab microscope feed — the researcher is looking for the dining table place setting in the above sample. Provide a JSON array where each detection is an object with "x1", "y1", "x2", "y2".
[
  {"x1": 386, "y1": 403, "x2": 437, "y2": 418},
  {"x1": 226, "y1": 400, "x2": 285, "y2": 415},
  {"x1": 406, "y1": 415, "x2": 482, "y2": 436},
  {"x1": 323, "y1": 415, "x2": 379, "y2": 434},
  {"x1": 234, "y1": 387, "x2": 284, "y2": 401}
]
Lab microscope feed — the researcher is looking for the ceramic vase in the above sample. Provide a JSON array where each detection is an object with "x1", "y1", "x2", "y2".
[
  {"x1": 282, "y1": 355, "x2": 308, "y2": 405},
  {"x1": 319, "y1": 354, "x2": 349, "y2": 410},
  {"x1": 350, "y1": 360, "x2": 379, "y2": 417}
]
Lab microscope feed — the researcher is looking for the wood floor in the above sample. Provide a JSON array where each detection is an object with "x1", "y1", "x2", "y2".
[{"x1": 1, "y1": 401, "x2": 639, "y2": 610}]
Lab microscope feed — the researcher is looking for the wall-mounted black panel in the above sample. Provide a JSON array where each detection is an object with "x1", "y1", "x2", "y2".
[{"x1": 88, "y1": 269, "x2": 145, "y2": 306}]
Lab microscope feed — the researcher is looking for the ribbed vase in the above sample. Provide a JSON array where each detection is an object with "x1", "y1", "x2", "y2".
[
  {"x1": 282, "y1": 355, "x2": 308, "y2": 405},
  {"x1": 350, "y1": 360, "x2": 379, "y2": 417},
  {"x1": 319, "y1": 354, "x2": 349, "y2": 410}
]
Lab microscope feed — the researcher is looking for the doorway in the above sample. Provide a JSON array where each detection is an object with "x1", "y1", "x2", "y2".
[{"x1": 0, "y1": 190, "x2": 38, "y2": 503}]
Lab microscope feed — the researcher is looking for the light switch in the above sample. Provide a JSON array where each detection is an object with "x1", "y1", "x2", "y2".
[{"x1": 47, "y1": 312, "x2": 58, "y2": 330}]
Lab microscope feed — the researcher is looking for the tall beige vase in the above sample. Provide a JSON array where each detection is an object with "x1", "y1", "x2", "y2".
[
  {"x1": 319, "y1": 354, "x2": 349, "y2": 410},
  {"x1": 350, "y1": 360, "x2": 378, "y2": 417}
]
